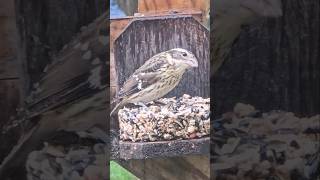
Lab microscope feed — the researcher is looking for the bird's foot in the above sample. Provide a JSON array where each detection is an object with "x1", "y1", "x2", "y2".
[{"x1": 165, "y1": 101, "x2": 175, "y2": 110}]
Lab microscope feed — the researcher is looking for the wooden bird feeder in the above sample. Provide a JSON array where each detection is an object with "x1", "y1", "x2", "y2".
[
  {"x1": 112, "y1": 15, "x2": 209, "y2": 157},
  {"x1": 110, "y1": 0, "x2": 210, "y2": 179}
]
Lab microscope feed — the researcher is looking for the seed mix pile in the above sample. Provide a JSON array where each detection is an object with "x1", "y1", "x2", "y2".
[
  {"x1": 26, "y1": 128, "x2": 107, "y2": 180},
  {"x1": 118, "y1": 94, "x2": 210, "y2": 142},
  {"x1": 212, "y1": 103, "x2": 320, "y2": 180}
]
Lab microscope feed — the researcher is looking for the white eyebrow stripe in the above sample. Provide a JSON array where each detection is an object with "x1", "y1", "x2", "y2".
[{"x1": 166, "y1": 53, "x2": 174, "y2": 65}]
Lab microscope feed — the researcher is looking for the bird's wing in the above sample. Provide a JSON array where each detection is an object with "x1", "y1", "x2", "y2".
[
  {"x1": 135, "y1": 54, "x2": 169, "y2": 73},
  {"x1": 26, "y1": 12, "x2": 108, "y2": 118},
  {"x1": 116, "y1": 55, "x2": 168, "y2": 100}
]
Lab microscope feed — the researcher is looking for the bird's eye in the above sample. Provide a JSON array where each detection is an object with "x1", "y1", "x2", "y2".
[{"x1": 182, "y1": 52, "x2": 187, "y2": 57}]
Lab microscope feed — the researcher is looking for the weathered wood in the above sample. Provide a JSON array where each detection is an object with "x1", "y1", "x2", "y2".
[
  {"x1": 119, "y1": 137, "x2": 209, "y2": 160},
  {"x1": 119, "y1": 155, "x2": 210, "y2": 180},
  {"x1": 213, "y1": 0, "x2": 320, "y2": 117},
  {"x1": 138, "y1": 0, "x2": 209, "y2": 14},
  {"x1": 0, "y1": 13, "x2": 19, "y2": 79},
  {"x1": 110, "y1": 18, "x2": 132, "y2": 51},
  {"x1": 110, "y1": 12, "x2": 203, "y2": 51},
  {"x1": 114, "y1": 15, "x2": 210, "y2": 98},
  {"x1": 0, "y1": 79, "x2": 21, "y2": 163},
  {"x1": 0, "y1": 0, "x2": 15, "y2": 17},
  {"x1": 0, "y1": 80, "x2": 20, "y2": 127},
  {"x1": 0, "y1": 0, "x2": 23, "y2": 165},
  {"x1": 110, "y1": 52, "x2": 118, "y2": 98}
]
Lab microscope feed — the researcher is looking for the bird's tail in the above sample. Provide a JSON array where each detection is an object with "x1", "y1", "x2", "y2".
[{"x1": 110, "y1": 101, "x2": 124, "y2": 117}]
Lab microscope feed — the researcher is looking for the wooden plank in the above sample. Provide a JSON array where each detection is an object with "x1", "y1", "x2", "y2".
[
  {"x1": 119, "y1": 137, "x2": 209, "y2": 160},
  {"x1": 0, "y1": 0, "x2": 23, "y2": 171},
  {"x1": 0, "y1": 0, "x2": 15, "y2": 17},
  {"x1": 110, "y1": 18, "x2": 132, "y2": 51},
  {"x1": 110, "y1": 52, "x2": 118, "y2": 99},
  {"x1": 119, "y1": 155, "x2": 210, "y2": 180},
  {"x1": 138, "y1": 0, "x2": 209, "y2": 14},
  {"x1": 183, "y1": 155, "x2": 210, "y2": 176},
  {"x1": 0, "y1": 16, "x2": 19, "y2": 78},
  {"x1": 0, "y1": 58, "x2": 18, "y2": 79},
  {"x1": 0, "y1": 80, "x2": 20, "y2": 128},
  {"x1": 110, "y1": 12, "x2": 203, "y2": 52}
]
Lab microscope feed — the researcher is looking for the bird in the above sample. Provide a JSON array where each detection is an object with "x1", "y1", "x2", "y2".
[
  {"x1": 211, "y1": 0, "x2": 283, "y2": 75},
  {"x1": 111, "y1": 48, "x2": 198, "y2": 115},
  {"x1": 0, "y1": 12, "x2": 108, "y2": 179}
]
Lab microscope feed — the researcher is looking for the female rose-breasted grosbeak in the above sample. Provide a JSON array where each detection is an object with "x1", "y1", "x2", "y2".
[{"x1": 111, "y1": 48, "x2": 198, "y2": 115}]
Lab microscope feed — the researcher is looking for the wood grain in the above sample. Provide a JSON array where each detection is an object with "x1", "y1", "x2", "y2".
[
  {"x1": 119, "y1": 155, "x2": 210, "y2": 180},
  {"x1": 213, "y1": 0, "x2": 320, "y2": 117},
  {"x1": 138, "y1": 0, "x2": 209, "y2": 14},
  {"x1": 0, "y1": 16, "x2": 19, "y2": 79},
  {"x1": 0, "y1": 80, "x2": 20, "y2": 128}
]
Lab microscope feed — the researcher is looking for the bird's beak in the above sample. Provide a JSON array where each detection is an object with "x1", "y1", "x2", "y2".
[{"x1": 190, "y1": 59, "x2": 198, "y2": 68}]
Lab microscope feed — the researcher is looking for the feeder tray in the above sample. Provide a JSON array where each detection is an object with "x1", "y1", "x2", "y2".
[
  {"x1": 119, "y1": 137, "x2": 209, "y2": 160},
  {"x1": 117, "y1": 94, "x2": 210, "y2": 159}
]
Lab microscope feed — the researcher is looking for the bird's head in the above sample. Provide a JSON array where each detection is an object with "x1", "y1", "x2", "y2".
[{"x1": 165, "y1": 48, "x2": 198, "y2": 69}]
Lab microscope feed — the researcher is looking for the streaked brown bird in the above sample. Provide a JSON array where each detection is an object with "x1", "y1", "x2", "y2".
[
  {"x1": 0, "y1": 12, "x2": 108, "y2": 179},
  {"x1": 111, "y1": 48, "x2": 198, "y2": 115}
]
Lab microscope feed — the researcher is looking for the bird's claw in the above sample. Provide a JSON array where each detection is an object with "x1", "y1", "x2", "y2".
[{"x1": 165, "y1": 101, "x2": 174, "y2": 110}]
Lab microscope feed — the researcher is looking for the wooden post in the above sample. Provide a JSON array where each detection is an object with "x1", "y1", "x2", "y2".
[{"x1": 0, "y1": 0, "x2": 22, "y2": 129}]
